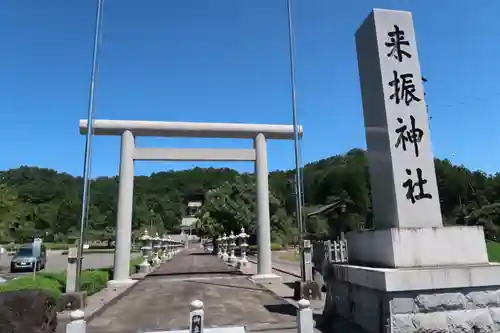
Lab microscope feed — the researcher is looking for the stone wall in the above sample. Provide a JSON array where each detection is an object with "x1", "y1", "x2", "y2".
[{"x1": 324, "y1": 277, "x2": 500, "y2": 333}]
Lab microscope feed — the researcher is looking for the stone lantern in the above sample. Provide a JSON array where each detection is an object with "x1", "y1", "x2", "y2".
[
  {"x1": 161, "y1": 234, "x2": 169, "y2": 262},
  {"x1": 139, "y1": 230, "x2": 152, "y2": 273},
  {"x1": 166, "y1": 236, "x2": 172, "y2": 260},
  {"x1": 173, "y1": 238, "x2": 178, "y2": 255},
  {"x1": 156, "y1": 234, "x2": 164, "y2": 261},
  {"x1": 221, "y1": 233, "x2": 228, "y2": 261},
  {"x1": 152, "y1": 233, "x2": 161, "y2": 266},
  {"x1": 216, "y1": 235, "x2": 222, "y2": 257},
  {"x1": 172, "y1": 238, "x2": 177, "y2": 256},
  {"x1": 238, "y1": 227, "x2": 249, "y2": 268},
  {"x1": 228, "y1": 231, "x2": 237, "y2": 264}
]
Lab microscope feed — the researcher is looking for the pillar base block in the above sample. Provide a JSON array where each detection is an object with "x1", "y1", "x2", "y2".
[
  {"x1": 347, "y1": 226, "x2": 488, "y2": 268},
  {"x1": 293, "y1": 280, "x2": 322, "y2": 301},
  {"x1": 250, "y1": 273, "x2": 281, "y2": 284},
  {"x1": 107, "y1": 279, "x2": 137, "y2": 288},
  {"x1": 325, "y1": 263, "x2": 500, "y2": 333},
  {"x1": 237, "y1": 259, "x2": 248, "y2": 269},
  {"x1": 139, "y1": 263, "x2": 151, "y2": 274}
]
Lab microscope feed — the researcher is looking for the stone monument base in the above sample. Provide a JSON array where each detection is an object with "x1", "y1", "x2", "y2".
[
  {"x1": 324, "y1": 263, "x2": 500, "y2": 333},
  {"x1": 347, "y1": 226, "x2": 488, "y2": 268}
]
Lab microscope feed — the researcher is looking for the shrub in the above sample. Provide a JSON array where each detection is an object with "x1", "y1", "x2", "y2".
[
  {"x1": 247, "y1": 243, "x2": 282, "y2": 253},
  {"x1": 271, "y1": 243, "x2": 283, "y2": 251},
  {"x1": 60, "y1": 248, "x2": 115, "y2": 255},
  {"x1": 0, "y1": 265, "x2": 114, "y2": 301},
  {"x1": 89, "y1": 244, "x2": 113, "y2": 250},
  {"x1": 79, "y1": 269, "x2": 109, "y2": 296},
  {"x1": 0, "y1": 276, "x2": 63, "y2": 297},
  {"x1": 45, "y1": 243, "x2": 72, "y2": 250},
  {"x1": 0, "y1": 269, "x2": 110, "y2": 297},
  {"x1": 39, "y1": 272, "x2": 66, "y2": 287},
  {"x1": 130, "y1": 257, "x2": 143, "y2": 275},
  {"x1": 1, "y1": 243, "x2": 72, "y2": 251},
  {"x1": 0, "y1": 289, "x2": 59, "y2": 333}
]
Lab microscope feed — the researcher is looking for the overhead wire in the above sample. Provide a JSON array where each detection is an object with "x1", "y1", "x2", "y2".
[
  {"x1": 76, "y1": 0, "x2": 105, "y2": 291},
  {"x1": 285, "y1": 0, "x2": 307, "y2": 281}
]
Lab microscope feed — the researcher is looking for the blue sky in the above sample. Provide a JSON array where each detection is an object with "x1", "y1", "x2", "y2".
[{"x1": 1, "y1": 0, "x2": 499, "y2": 177}]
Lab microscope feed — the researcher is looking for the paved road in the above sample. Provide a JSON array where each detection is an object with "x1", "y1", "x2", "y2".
[
  {"x1": 0, "y1": 252, "x2": 139, "y2": 279},
  {"x1": 251, "y1": 251, "x2": 327, "y2": 290},
  {"x1": 88, "y1": 248, "x2": 298, "y2": 333},
  {"x1": 271, "y1": 251, "x2": 300, "y2": 273}
]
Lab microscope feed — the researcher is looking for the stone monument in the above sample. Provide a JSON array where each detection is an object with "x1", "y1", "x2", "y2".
[{"x1": 323, "y1": 9, "x2": 500, "y2": 333}]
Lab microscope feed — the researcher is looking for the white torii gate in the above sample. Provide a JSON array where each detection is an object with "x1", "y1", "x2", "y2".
[{"x1": 80, "y1": 119, "x2": 303, "y2": 286}]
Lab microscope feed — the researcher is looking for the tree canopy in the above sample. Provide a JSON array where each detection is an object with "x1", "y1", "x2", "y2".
[{"x1": 1, "y1": 149, "x2": 499, "y2": 244}]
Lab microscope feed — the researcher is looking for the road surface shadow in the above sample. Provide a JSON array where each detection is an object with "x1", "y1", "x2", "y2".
[
  {"x1": 146, "y1": 270, "x2": 243, "y2": 278},
  {"x1": 184, "y1": 279, "x2": 264, "y2": 291},
  {"x1": 264, "y1": 303, "x2": 297, "y2": 317},
  {"x1": 265, "y1": 303, "x2": 329, "y2": 333}
]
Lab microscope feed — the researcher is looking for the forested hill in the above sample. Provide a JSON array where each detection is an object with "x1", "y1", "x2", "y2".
[{"x1": 1, "y1": 148, "x2": 500, "y2": 245}]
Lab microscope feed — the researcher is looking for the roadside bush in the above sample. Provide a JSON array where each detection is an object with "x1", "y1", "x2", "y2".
[
  {"x1": 44, "y1": 243, "x2": 72, "y2": 250},
  {"x1": 89, "y1": 244, "x2": 113, "y2": 250},
  {"x1": 0, "y1": 276, "x2": 63, "y2": 297},
  {"x1": 0, "y1": 289, "x2": 59, "y2": 333},
  {"x1": 247, "y1": 243, "x2": 283, "y2": 253},
  {"x1": 0, "y1": 268, "x2": 110, "y2": 298},
  {"x1": 80, "y1": 269, "x2": 109, "y2": 295},
  {"x1": 61, "y1": 248, "x2": 115, "y2": 255},
  {"x1": 2, "y1": 243, "x2": 73, "y2": 251},
  {"x1": 39, "y1": 272, "x2": 66, "y2": 286},
  {"x1": 130, "y1": 257, "x2": 143, "y2": 275},
  {"x1": 271, "y1": 243, "x2": 283, "y2": 251}
]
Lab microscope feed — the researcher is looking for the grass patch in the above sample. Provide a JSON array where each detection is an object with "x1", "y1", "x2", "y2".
[
  {"x1": 129, "y1": 256, "x2": 143, "y2": 275},
  {"x1": 248, "y1": 243, "x2": 283, "y2": 253},
  {"x1": 0, "y1": 268, "x2": 110, "y2": 297},
  {"x1": 487, "y1": 241, "x2": 500, "y2": 262},
  {"x1": 60, "y1": 249, "x2": 115, "y2": 255},
  {"x1": 277, "y1": 252, "x2": 300, "y2": 262},
  {"x1": 0, "y1": 255, "x2": 142, "y2": 298},
  {"x1": 2, "y1": 243, "x2": 116, "y2": 252},
  {"x1": 0, "y1": 275, "x2": 62, "y2": 297}
]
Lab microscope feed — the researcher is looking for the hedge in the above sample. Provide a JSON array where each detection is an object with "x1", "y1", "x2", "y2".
[
  {"x1": 60, "y1": 249, "x2": 115, "y2": 255},
  {"x1": 0, "y1": 275, "x2": 62, "y2": 298},
  {"x1": 2, "y1": 243, "x2": 114, "y2": 251},
  {"x1": 0, "y1": 269, "x2": 109, "y2": 297},
  {"x1": 0, "y1": 256, "x2": 142, "y2": 298},
  {"x1": 129, "y1": 257, "x2": 143, "y2": 275},
  {"x1": 248, "y1": 243, "x2": 283, "y2": 252}
]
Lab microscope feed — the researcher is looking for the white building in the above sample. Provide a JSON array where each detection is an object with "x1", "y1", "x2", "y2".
[{"x1": 180, "y1": 200, "x2": 202, "y2": 240}]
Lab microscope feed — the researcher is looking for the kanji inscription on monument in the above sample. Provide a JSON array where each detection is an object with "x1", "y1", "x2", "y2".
[{"x1": 355, "y1": 9, "x2": 442, "y2": 228}]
